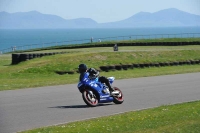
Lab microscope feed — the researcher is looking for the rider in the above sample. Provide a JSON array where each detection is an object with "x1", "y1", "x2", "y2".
[{"x1": 78, "y1": 63, "x2": 115, "y2": 93}]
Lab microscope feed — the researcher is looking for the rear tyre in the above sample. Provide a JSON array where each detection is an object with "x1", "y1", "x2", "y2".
[
  {"x1": 113, "y1": 87, "x2": 124, "y2": 104},
  {"x1": 82, "y1": 89, "x2": 98, "y2": 107}
]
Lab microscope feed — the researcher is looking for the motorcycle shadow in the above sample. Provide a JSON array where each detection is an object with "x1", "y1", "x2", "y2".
[{"x1": 49, "y1": 103, "x2": 114, "y2": 109}]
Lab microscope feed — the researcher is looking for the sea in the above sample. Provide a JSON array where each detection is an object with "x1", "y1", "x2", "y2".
[{"x1": 0, "y1": 27, "x2": 200, "y2": 52}]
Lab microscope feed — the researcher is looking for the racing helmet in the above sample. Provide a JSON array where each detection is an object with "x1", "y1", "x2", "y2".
[
  {"x1": 88, "y1": 68, "x2": 99, "y2": 79},
  {"x1": 78, "y1": 64, "x2": 87, "y2": 73}
]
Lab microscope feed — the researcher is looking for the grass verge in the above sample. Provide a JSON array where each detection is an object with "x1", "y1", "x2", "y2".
[
  {"x1": 20, "y1": 100, "x2": 200, "y2": 133},
  {"x1": 1, "y1": 65, "x2": 200, "y2": 91}
]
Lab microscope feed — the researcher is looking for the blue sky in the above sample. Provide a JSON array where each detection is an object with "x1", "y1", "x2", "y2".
[{"x1": 0, "y1": 0, "x2": 200, "y2": 23}]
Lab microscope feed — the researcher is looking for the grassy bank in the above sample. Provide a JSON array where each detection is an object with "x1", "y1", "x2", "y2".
[
  {"x1": 20, "y1": 100, "x2": 200, "y2": 133},
  {"x1": 1, "y1": 45, "x2": 200, "y2": 91},
  {"x1": 2, "y1": 48, "x2": 200, "y2": 73}
]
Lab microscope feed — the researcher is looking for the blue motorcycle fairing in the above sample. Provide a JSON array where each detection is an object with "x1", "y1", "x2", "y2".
[{"x1": 78, "y1": 77, "x2": 115, "y2": 103}]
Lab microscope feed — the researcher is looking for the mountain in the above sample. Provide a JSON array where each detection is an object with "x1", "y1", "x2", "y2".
[
  {"x1": 0, "y1": 8, "x2": 200, "y2": 29},
  {"x1": 99, "y1": 8, "x2": 200, "y2": 28},
  {"x1": 0, "y1": 11, "x2": 98, "y2": 29}
]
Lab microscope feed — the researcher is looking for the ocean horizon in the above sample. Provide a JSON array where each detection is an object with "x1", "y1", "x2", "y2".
[{"x1": 0, "y1": 27, "x2": 200, "y2": 51}]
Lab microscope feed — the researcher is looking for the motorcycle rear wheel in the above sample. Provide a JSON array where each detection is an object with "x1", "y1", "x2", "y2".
[
  {"x1": 82, "y1": 89, "x2": 98, "y2": 107},
  {"x1": 113, "y1": 87, "x2": 124, "y2": 104}
]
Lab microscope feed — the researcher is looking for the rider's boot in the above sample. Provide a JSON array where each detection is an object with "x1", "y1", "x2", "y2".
[
  {"x1": 106, "y1": 82, "x2": 114, "y2": 92},
  {"x1": 108, "y1": 85, "x2": 119, "y2": 96},
  {"x1": 103, "y1": 77, "x2": 118, "y2": 95}
]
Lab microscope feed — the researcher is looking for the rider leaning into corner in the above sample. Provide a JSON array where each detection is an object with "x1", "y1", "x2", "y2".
[{"x1": 78, "y1": 64, "x2": 117, "y2": 95}]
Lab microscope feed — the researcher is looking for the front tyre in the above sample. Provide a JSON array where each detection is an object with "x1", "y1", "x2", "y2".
[
  {"x1": 113, "y1": 87, "x2": 124, "y2": 104},
  {"x1": 82, "y1": 89, "x2": 98, "y2": 107}
]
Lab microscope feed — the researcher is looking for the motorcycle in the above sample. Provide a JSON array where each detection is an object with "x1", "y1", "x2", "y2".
[{"x1": 77, "y1": 76, "x2": 124, "y2": 107}]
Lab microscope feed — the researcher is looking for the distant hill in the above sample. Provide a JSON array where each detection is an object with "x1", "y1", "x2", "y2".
[
  {"x1": 99, "y1": 8, "x2": 200, "y2": 28},
  {"x1": 0, "y1": 8, "x2": 200, "y2": 29},
  {"x1": 0, "y1": 11, "x2": 98, "y2": 29}
]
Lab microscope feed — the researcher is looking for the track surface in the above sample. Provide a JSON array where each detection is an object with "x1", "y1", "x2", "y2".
[{"x1": 0, "y1": 73, "x2": 200, "y2": 133}]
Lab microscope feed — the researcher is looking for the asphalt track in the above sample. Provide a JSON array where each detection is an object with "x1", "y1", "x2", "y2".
[{"x1": 0, "y1": 73, "x2": 200, "y2": 133}]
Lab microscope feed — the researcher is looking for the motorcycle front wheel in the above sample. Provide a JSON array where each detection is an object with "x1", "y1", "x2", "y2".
[
  {"x1": 82, "y1": 89, "x2": 98, "y2": 107},
  {"x1": 113, "y1": 87, "x2": 124, "y2": 104}
]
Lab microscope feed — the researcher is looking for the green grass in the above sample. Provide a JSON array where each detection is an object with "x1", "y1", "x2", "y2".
[
  {"x1": 1, "y1": 45, "x2": 200, "y2": 91},
  {"x1": 0, "y1": 54, "x2": 11, "y2": 69},
  {"x1": 20, "y1": 100, "x2": 200, "y2": 133}
]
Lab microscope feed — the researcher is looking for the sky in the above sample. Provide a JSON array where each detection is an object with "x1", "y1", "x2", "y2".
[{"x1": 0, "y1": 0, "x2": 200, "y2": 23}]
